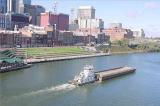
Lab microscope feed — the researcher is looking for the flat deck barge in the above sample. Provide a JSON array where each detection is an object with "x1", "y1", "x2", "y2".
[
  {"x1": 95, "y1": 67, "x2": 136, "y2": 82},
  {"x1": 0, "y1": 64, "x2": 32, "y2": 73}
]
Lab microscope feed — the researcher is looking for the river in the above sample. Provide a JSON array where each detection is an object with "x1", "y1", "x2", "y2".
[{"x1": 1, "y1": 53, "x2": 160, "y2": 106}]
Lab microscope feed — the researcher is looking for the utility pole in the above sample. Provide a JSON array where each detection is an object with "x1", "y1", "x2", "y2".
[
  {"x1": 54, "y1": 24, "x2": 57, "y2": 46},
  {"x1": 53, "y1": 1, "x2": 58, "y2": 46},
  {"x1": 89, "y1": 18, "x2": 92, "y2": 46}
]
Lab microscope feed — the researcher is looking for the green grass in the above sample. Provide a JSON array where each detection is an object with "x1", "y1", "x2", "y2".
[
  {"x1": 20, "y1": 47, "x2": 91, "y2": 58},
  {"x1": 26, "y1": 47, "x2": 84, "y2": 53}
]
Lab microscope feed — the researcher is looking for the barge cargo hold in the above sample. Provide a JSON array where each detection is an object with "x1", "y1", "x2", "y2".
[{"x1": 95, "y1": 67, "x2": 136, "y2": 82}]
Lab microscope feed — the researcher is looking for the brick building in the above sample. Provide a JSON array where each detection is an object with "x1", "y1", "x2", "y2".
[
  {"x1": 20, "y1": 25, "x2": 48, "y2": 47},
  {"x1": 40, "y1": 12, "x2": 69, "y2": 31},
  {"x1": 75, "y1": 28, "x2": 102, "y2": 37},
  {"x1": 0, "y1": 30, "x2": 21, "y2": 48},
  {"x1": 58, "y1": 31, "x2": 74, "y2": 45},
  {"x1": 103, "y1": 25, "x2": 134, "y2": 41},
  {"x1": 73, "y1": 28, "x2": 109, "y2": 44}
]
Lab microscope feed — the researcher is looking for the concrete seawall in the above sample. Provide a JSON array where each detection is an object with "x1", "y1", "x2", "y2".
[{"x1": 26, "y1": 53, "x2": 110, "y2": 64}]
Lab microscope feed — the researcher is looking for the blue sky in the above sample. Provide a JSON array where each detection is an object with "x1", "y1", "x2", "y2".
[{"x1": 32, "y1": 0, "x2": 160, "y2": 37}]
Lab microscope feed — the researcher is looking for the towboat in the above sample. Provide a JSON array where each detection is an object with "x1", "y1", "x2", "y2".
[
  {"x1": 68, "y1": 65, "x2": 96, "y2": 86},
  {"x1": 69, "y1": 65, "x2": 136, "y2": 86}
]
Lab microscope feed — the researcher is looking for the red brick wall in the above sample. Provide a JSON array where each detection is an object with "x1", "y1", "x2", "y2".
[
  {"x1": 103, "y1": 28, "x2": 133, "y2": 41},
  {"x1": 40, "y1": 12, "x2": 50, "y2": 27},
  {"x1": 40, "y1": 12, "x2": 69, "y2": 31}
]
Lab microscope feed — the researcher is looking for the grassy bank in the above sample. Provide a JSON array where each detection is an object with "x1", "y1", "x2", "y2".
[
  {"x1": 97, "y1": 39, "x2": 160, "y2": 54},
  {"x1": 17, "y1": 47, "x2": 94, "y2": 59}
]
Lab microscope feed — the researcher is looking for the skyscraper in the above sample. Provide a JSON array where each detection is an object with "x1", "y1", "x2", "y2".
[
  {"x1": 7, "y1": 0, "x2": 19, "y2": 13},
  {"x1": 18, "y1": 0, "x2": 31, "y2": 13},
  {"x1": 0, "y1": 0, "x2": 32, "y2": 19},
  {"x1": 23, "y1": 0, "x2": 31, "y2": 5},
  {"x1": 25, "y1": 5, "x2": 45, "y2": 25},
  {"x1": 76, "y1": 6, "x2": 104, "y2": 30},
  {"x1": 7, "y1": 0, "x2": 12, "y2": 13},
  {"x1": 7, "y1": 0, "x2": 31, "y2": 13},
  {"x1": 77, "y1": 6, "x2": 95, "y2": 19},
  {"x1": 0, "y1": 0, "x2": 7, "y2": 13}
]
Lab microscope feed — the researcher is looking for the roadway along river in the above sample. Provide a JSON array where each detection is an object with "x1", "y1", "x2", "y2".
[{"x1": 1, "y1": 53, "x2": 160, "y2": 106}]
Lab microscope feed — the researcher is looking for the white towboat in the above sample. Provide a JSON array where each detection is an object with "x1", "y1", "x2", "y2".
[{"x1": 68, "y1": 65, "x2": 96, "y2": 86}]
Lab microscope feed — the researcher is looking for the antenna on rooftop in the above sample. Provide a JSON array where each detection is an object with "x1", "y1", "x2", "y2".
[
  {"x1": 70, "y1": 8, "x2": 75, "y2": 24},
  {"x1": 53, "y1": 1, "x2": 58, "y2": 14}
]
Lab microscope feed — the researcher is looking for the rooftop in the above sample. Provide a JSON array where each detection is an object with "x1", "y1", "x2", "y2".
[
  {"x1": 79, "y1": 6, "x2": 95, "y2": 10},
  {"x1": 0, "y1": 30, "x2": 19, "y2": 34}
]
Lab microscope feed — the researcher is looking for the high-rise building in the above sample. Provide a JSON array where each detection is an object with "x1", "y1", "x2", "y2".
[
  {"x1": 0, "y1": 13, "x2": 11, "y2": 29},
  {"x1": 7, "y1": 0, "x2": 31, "y2": 13},
  {"x1": 17, "y1": 0, "x2": 31, "y2": 13},
  {"x1": 77, "y1": 18, "x2": 104, "y2": 29},
  {"x1": 1, "y1": 0, "x2": 31, "y2": 14},
  {"x1": 25, "y1": 5, "x2": 45, "y2": 25},
  {"x1": 40, "y1": 11, "x2": 69, "y2": 31},
  {"x1": 77, "y1": 6, "x2": 95, "y2": 19},
  {"x1": 74, "y1": 6, "x2": 104, "y2": 30},
  {"x1": 23, "y1": 0, "x2": 31, "y2": 5},
  {"x1": 7, "y1": 0, "x2": 12, "y2": 13},
  {"x1": 0, "y1": 0, "x2": 7, "y2": 13}
]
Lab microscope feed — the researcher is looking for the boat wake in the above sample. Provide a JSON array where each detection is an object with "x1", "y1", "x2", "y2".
[
  {"x1": 24, "y1": 83, "x2": 76, "y2": 96},
  {"x1": 3, "y1": 83, "x2": 76, "y2": 104}
]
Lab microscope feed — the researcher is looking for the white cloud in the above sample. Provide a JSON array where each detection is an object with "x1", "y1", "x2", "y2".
[{"x1": 144, "y1": 2, "x2": 159, "y2": 9}]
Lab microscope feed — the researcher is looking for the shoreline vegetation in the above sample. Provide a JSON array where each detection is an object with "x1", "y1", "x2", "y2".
[{"x1": 97, "y1": 39, "x2": 160, "y2": 54}]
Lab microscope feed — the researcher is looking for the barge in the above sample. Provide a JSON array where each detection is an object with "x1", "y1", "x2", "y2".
[
  {"x1": 0, "y1": 63, "x2": 32, "y2": 73},
  {"x1": 0, "y1": 49, "x2": 32, "y2": 73},
  {"x1": 69, "y1": 65, "x2": 136, "y2": 86}
]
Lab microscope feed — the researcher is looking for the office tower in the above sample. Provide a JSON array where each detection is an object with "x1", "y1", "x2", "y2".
[
  {"x1": 18, "y1": 0, "x2": 31, "y2": 13},
  {"x1": 25, "y1": 5, "x2": 45, "y2": 25},
  {"x1": 7, "y1": 0, "x2": 31, "y2": 13},
  {"x1": 77, "y1": 6, "x2": 95, "y2": 19},
  {"x1": 0, "y1": 0, "x2": 7, "y2": 13}
]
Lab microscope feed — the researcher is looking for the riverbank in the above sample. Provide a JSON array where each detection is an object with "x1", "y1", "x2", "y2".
[
  {"x1": 24, "y1": 50, "x2": 159, "y2": 64},
  {"x1": 1, "y1": 46, "x2": 159, "y2": 65},
  {"x1": 111, "y1": 50, "x2": 146, "y2": 55},
  {"x1": 26, "y1": 53, "x2": 110, "y2": 63},
  {"x1": 25, "y1": 50, "x2": 155, "y2": 64}
]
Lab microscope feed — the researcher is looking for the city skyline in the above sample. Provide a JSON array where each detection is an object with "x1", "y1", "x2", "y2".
[{"x1": 32, "y1": 0, "x2": 160, "y2": 37}]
